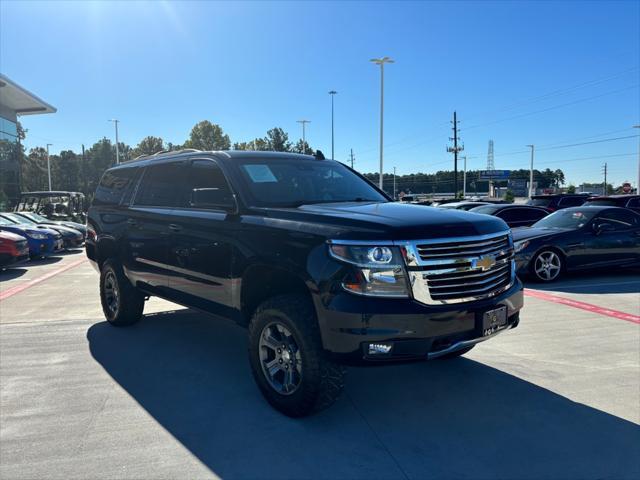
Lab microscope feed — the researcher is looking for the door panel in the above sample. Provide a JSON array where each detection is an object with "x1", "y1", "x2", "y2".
[{"x1": 165, "y1": 158, "x2": 237, "y2": 314}]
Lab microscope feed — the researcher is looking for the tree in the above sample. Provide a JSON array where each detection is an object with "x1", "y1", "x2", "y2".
[
  {"x1": 566, "y1": 184, "x2": 576, "y2": 194},
  {"x1": 233, "y1": 139, "x2": 268, "y2": 151},
  {"x1": 265, "y1": 127, "x2": 291, "y2": 152},
  {"x1": 133, "y1": 136, "x2": 164, "y2": 157},
  {"x1": 52, "y1": 150, "x2": 81, "y2": 191},
  {"x1": 504, "y1": 190, "x2": 515, "y2": 203},
  {"x1": 292, "y1": 139, "x2": 313, "y2": 154},
  {"x1": 22, "y1": 147, "x2": 49, "y2": 192},
  {"x1": 184, "y1": 120, "x2": 230, "y2": 151}
]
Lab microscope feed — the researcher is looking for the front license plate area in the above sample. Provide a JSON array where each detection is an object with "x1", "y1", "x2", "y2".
[{"x1": 481, "y1": 306, "x2": 508, "y2": 336}]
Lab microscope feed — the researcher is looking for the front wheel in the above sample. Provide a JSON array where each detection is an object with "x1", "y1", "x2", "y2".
[
  {"x1": 248, "y1": 294, "x2": 345, "y2": 417},
  {"x1": 530, "y1": 249, "x2": 563, "y2": 282}
]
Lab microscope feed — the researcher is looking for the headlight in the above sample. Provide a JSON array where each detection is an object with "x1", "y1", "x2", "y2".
[
  {"x1": 27, "y1": 231, "x2": 48, "y2": 240},
  {"x1": 513, "y1": 240, "x2": 530, "y2": 253},
  {"x1": 328, "y1": 243, "x2": 409, "y2": 297}
]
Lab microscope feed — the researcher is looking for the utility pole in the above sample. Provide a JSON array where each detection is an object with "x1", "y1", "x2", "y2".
[
  {"x1": 46, "y1": 143, "x2": 53, "y2": 191},
  {"x1": 393, "y1": 166, "x2": 397, "y2": 200},
  {"x1": 371, "y1": 56, "x2": 394, "y2": 189},
  {"x1": 297, "y1": 119, "x2": 310, "y2": 151},
  {"x1": 81, "y1": 144, "x2": 87, "y2": 193},
  {"x1": 462, "y1": 156, "x2": 467, "y2": 198},
  {"x1": 447, "y1": 111, "x2": 463, "y2": 197},
  {"x1": 109, "y1": 119, "x2": 120, "y2": 164},
  {"x1": 329, "y1": 91, "x2": 337, "y2": 159},
  {"x1": 349, "y1": 148, "x2": 355, "y2": 169},
  {"x1": 526, "y1": 144, "x2": 535, "y2": 198},
  {"x1": 602, "y1": 163, "x2": 608, "y2": 196}
]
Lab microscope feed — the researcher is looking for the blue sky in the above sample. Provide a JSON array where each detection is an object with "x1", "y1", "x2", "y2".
[{"x1": 2, "y1": 0, "x2": 639, "y2": 187}]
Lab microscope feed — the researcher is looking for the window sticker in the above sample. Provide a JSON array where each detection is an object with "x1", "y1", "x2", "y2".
[{"x1": 243, "y1": 164, "x2": 278, "y2": 183}]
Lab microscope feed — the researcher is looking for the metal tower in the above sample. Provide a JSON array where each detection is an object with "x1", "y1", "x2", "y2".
[{"x1": 487, "y1": 140, "x2": 495, "y2": 171}]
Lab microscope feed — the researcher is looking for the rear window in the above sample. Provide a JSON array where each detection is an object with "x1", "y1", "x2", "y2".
[
  {"x1": 528, "y1": 198, "x2": 552, "y2": 207},
  {"x1": 94, "y1": 167, "x2": 139, "y2": 206},
  {"x1": 470, "y1": 205, "x2": 500, "y2": 215}
]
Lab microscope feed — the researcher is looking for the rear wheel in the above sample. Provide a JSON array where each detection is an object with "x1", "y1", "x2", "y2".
[
  {"x1": 248, "y1": 294, "x2": 345, "y2": 417},
  {"x1": 531, "y1": 249, "x2": 563, "y2": 282},
  {"x1": 100, "y1": 259, "x2": 144, "y2": 326}
]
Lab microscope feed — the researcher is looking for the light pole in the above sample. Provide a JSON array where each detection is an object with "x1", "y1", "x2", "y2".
[
  {"x1": 297, "y1": 119, "x2": 310, "y2": 152},
  {"x1": 634, "y1": 125, "x2": 640, "y2": 193},
  {"x1": 109, "y1": 119, "x2": 120, "y2": 164},
  {"x1": 46, "y1": 143, "x2": 52, "y2": 191},
  {"x1": 526, "y1": 144, "x2": 535, "y2": 198},
  {"x1": 371, "y1": 56, "x2": 394, "y2": 189},
  {"x1": 328, "y1": 91, "x2": 337, "y2": 159},
  {"x1": 392, "y1": 166, "x2": 396, "y2": 200},
  {"x1": 462, "y1": 155, "x2": 467, "y2": 198}
]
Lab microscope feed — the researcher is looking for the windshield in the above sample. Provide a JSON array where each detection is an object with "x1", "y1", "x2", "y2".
[
  {"x1": 469, "y1": 205, "x2": 500, "y2": 215},
  {"x1": 3, "y1": 213, "x2": 35, "y2": 225},
  {"x1": 585, "y1": 199, "x2": 617, "y2": 206},
  {"x1": 20, "y1": 212, "x2": 48, "y2": 222},
  {"x1": 232, "y1": 158, "x2": 387, "y2": 207},
  {"x1": 0, "y1": 216, "x2": 18, "y2": 226},
  {"x1": 532, "y1": 208, "x2": 597, "y2": 229}
]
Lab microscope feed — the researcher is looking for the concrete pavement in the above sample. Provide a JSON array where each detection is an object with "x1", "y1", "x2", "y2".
[{"x1": 1, "y1": 252, "x2": 639, "y2": 479}]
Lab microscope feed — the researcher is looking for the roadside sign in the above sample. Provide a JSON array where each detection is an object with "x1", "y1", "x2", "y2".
[{"x1": 479, "y1": 170, "x2": 510, "y2": 180}]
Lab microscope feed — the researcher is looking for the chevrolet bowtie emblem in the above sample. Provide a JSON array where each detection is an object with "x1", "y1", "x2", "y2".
[{"x1": 474, "y1": 255, "x2": 496, "y2": 271}]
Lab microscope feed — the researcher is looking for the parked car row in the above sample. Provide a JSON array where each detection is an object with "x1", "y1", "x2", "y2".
[
  {"x1": 0, "y1": 211, "x2": 86, "y2": 270},
  {"x1": 436, "y1": 195, "x2": 640, "y2": 282}
]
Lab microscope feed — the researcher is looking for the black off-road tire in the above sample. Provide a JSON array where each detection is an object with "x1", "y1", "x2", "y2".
[
  {"x1": 100, "y1": 259, "x2": 144, "y2": 326},
  {"x1": 437, "y1": 345, "x2": 475, "y2": 359},
  {"x1": 248, "y1": 294, "x2": 345, "y2": 417}
]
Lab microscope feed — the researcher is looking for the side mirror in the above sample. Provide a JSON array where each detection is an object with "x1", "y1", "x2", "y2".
[
  {"x1": 593, "y1": 222, "x2": 615, "y2": 235},
  {"x1": 191, "y1": 188, "x2": 237, "y2": 213}
]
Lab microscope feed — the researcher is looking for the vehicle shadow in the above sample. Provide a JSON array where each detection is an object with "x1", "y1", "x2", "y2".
[
  {"x1": 0, "y1": 268, "x2": 27, "y2": 281},
  {"x1": 523, "y1": 269, "x2": 640, "y2": 294},
  {"x1": 29, "y1": 256, "x2": 63, "y2": 265},
  {"x1": 87, "y1": 310, "x2": 640, "y2": 480}
]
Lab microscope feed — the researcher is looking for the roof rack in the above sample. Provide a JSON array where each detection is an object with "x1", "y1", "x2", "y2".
[{"x1": 132, "y1": 148, "x2": 202, "y2": 161}]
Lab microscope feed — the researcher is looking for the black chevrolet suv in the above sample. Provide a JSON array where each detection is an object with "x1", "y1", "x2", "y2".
[{"x1": 86, "y1": 150, "x2": 523, "y2": 416}]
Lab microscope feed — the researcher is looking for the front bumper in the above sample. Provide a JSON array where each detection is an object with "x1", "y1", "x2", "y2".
[{"x1": 316, "y1": 278, "x2": 524, "y2": 362}]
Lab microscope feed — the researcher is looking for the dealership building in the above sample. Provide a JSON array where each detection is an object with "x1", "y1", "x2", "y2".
[{"x1": 0, "y1": 74, "x2": 56, "y2": 206}]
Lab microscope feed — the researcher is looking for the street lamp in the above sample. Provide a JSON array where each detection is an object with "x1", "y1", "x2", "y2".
[
  {"x1": 526, "y1": 144, "x2": 535, "y2": 198},
  {"x1": 46, "y1": 143, "x2": 52, "y2": 191},
  {"x1": 297, "y1": 119, "x2": 310, "y2": 152},
  {"x1": 370, "y1": 56, "x2": 394, "y2": 190},
  {"x1": 109, "y1": 119, "x2": 120, "y2": 164},
  {"x1": 328, "y1": 91, "x2": 337, "y2": 159}
]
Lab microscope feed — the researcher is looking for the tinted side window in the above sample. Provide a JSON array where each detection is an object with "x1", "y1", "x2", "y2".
[
  {"x1": 519, "y1": 208, "x2": 548, "y2": 221},
  {"x1": 181, "y1": 160, "x2": 234, "y2": 208},
  {"x1": 94, "y1": 167, "x2": 139, "y2": 206},
  {"x1": 595, "y1": 210, "x2": 640, "y2": 230},
  {"x1": 135, "y1": 162, "x2": 186, "y2": 207},
  {"x1": 559, "y1": 197, "x2": 586, "y2": 207},
  {"x1": 626, "y1": 198, "x2": 639, "y2": 208},
  {"x1": 497, "y1": 209, "x2": 520, "y2": 222}
]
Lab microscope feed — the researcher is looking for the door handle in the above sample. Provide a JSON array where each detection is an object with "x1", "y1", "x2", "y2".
[{"x1": 168, "y1": 224, "x2": 182, "y2": 232}]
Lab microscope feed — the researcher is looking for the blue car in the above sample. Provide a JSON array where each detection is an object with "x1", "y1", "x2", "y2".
[{"x1": 0, "y1": 215, "x2": 63, "y2": 258}]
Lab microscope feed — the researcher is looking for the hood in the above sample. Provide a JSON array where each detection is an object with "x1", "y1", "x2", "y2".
[
  {"x1": 512, "y1": 226, "x2": 568, "y2": 242},
  {"x1": 259, "y1": 201, "x2": 509, "y2": 240},
  {"x1": 39, "y1": 224, "x2": 82, "y2": 237}
]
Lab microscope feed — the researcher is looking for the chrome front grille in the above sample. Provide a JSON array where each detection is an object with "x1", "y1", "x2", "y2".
[{"x1": 401, "y1": 231, "x2": 514, "y2": 305}]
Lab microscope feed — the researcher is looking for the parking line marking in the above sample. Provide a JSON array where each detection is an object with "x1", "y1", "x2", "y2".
[
  {"x1": 524, "y1": 289, "x2": 640, "y2": 325},
  {"x1": 0, "y1": 257, "x2": 88, "y2": 301}
]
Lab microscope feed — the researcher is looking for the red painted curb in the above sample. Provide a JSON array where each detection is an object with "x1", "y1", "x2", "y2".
[
  {"x1": 524, "y1": 288, "x2": 640, "y2": 325},
  {"x1": 0, "y1": 257, "x2": 88, "y2": 301}
]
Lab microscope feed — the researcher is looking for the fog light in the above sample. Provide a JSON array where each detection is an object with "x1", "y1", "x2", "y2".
[{"x1": 368, "y1": 343, "x2": 393, "y2": 355}]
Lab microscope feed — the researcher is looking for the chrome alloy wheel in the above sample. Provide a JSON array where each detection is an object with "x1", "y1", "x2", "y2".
[
  {"x1": 259, "y1": 322, "x2": 303, "y2": 395},
  {"x1": 534, "y1": 251, "x2": 561, "y2": 281},
  {"x1": 103, "y1": 270, "x2": 120, "y2": 315}
]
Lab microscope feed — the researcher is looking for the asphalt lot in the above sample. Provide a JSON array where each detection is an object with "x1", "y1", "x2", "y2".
[{"x1": 1, "y1": 251, "x2": 639, "y2": 480}]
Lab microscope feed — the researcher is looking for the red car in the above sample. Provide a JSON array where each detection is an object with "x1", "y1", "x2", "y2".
[{"x1": 0, "y1": 231, "x2": 30, "y2": 270}]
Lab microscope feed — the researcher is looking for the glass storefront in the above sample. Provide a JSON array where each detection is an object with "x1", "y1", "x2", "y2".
[{"x1": 0, "y1": 115, "x2": 20, "y2": 209}]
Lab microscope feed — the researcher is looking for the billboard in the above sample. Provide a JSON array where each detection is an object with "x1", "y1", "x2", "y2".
[{"x1": 479, "y1": 170, "x2": 510, "y2": 180}]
